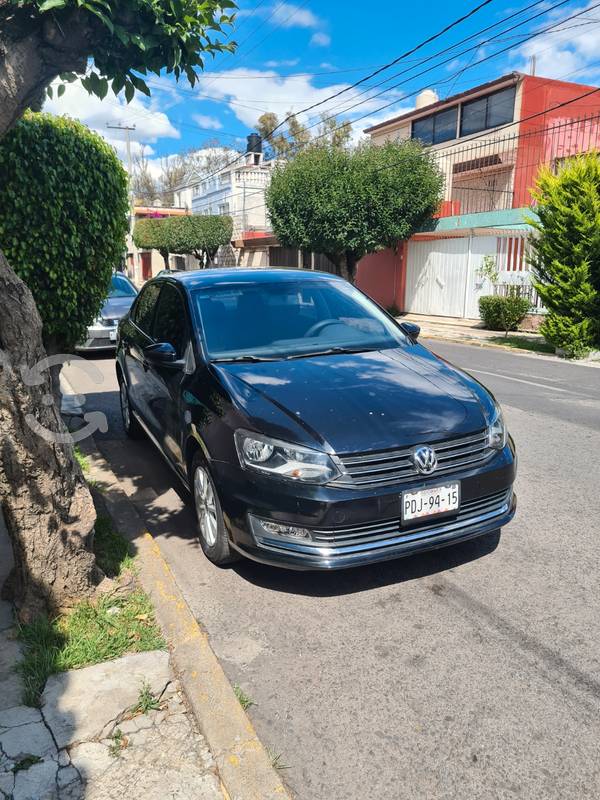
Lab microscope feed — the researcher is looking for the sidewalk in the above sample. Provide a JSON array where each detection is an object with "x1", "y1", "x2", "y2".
[
  {"x1": 400, "y1": 312, "x2": 547, "y2": 349},
  {"x1": 0, "y1": 514, "x2": 225, "y2": 800}
]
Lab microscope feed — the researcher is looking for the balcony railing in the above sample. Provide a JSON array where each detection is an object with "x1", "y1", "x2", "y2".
[{"x1": 433, "y1": 113, "x2": 600, "y2": 217}]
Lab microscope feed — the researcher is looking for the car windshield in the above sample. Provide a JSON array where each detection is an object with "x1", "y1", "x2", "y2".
[
  {"x1": 193, "y1": 279, "x2": 408, "y2": 361},
  {"x1": 109, "y1": 274, "x2": 137, "y2": 298}
]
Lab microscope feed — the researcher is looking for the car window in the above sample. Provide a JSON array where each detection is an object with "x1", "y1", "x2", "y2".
[
  {"x1": 194, "y1": 279, "x2": 408, "y2": 360},
  {"x1": 133, "y1": 283, "x2": 161, "y2": 335},
  {"x1": 110, "y1": 274, "x2": 137, "y2": 298},
  {"x1": 152, "y1": 284, "x2": 189, "y2": 358}
]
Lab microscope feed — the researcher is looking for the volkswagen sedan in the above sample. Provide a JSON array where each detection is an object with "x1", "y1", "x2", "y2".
[{"x1": 115, "y1": 269, "x2": 516, "y2": 570}]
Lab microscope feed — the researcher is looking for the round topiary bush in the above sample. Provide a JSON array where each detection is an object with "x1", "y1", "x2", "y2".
[
  {"x1": 479, "y1": 294, "x2": 531, "y2": 333},
  {"x1": 0, "y1": 112, "x2": 129, "y2": 352}
]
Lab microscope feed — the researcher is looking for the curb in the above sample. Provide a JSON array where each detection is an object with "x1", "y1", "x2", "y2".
[
  {"x1": 420, "y1": 332, "x2": 600, "y2": 366},
  {"x1": 82, "y1": 440, "x2": 291, "y2": 800}
]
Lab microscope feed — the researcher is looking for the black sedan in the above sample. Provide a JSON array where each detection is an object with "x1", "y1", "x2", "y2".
[{"x1": 115, "y1": 269, "x2": 516, "y2": 570}]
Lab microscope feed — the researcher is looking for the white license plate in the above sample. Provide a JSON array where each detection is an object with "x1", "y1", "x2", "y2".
[
  {"x1": 402, "y1": 482, "x2": 460, "y2": 522},
  {"x1": 109, "y1": 329, "x2": 117, "y2": 342}
]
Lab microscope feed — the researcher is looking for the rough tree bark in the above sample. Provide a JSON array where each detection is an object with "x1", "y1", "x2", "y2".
[
  {"x1": 0, "y1": 7, "x2": 100, "y2": 620},
  {"x1": 0, "y1": 252, "x2": 100, "y2": 621}
]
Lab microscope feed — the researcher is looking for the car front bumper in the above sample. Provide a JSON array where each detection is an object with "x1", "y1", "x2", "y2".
[
  {"x1": 76, "y1": 324, "x2": 118, "y2": 352},
  {"x1": 211, "y1": 438, "x2": 517, "y2": 570}
]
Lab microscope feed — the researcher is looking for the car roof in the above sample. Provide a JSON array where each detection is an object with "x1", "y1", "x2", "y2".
[{"x1": 153, "y1": 268, "x2": 343, "y2": 290}]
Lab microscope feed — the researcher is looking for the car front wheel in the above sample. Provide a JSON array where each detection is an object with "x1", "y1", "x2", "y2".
[
  {"x1": 119, "y1": 378, "x2": 143, "y2": 439},
  {"x1": 192, "y1": 454, "x2": 238, "y2": 566}
]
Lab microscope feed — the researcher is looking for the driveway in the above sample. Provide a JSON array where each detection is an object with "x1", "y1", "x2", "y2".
[{"x1": 64, "y1": 341, "x2": 600, "y2": 800}]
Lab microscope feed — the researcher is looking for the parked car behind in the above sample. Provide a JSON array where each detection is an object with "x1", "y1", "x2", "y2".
[
  {"x1": 78, "y1": 273, "x2": 137, "y2": 352},
  {"x1": 116, "y1": 269, "x2": 516, "y2": 570}
]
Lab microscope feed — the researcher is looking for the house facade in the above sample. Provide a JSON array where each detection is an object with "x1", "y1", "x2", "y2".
[
  {"x1": 359, "y1": 72, "x2": 600, "y2": 318},
  {"x1": 125, "y1": 205, "x2": 192, "y2": 285}
]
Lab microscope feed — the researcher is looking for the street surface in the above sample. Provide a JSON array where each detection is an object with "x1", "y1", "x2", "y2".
[{"x1": 65, "y1": 341, "x2": 600, "y2": 800}]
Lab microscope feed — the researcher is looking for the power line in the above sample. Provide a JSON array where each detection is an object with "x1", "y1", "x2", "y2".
[
  {"x1": 233, "y1": 98, "x2": 600, "y2": 219},
  {"x1": 263, "y1": 0, "x2": 497, "y2": 143}
]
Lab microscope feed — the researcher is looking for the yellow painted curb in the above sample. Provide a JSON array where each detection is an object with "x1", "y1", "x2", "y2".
[{"x1": 86, "y1": 447, "x2": 292, "y2": 800}]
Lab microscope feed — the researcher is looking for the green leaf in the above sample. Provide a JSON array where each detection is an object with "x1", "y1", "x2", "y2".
[
  {"x1": 111, "y1": 74, "x2": 126, "y2": 96},
  {"x1": 130, "y1": 75, "x2": 150, "y2": 96},
  {"x1": 124, "y1": 80, "x2": 134, "y2": 104},
  {"x1": 57, "y1": 84, "x2": 66, "y2": 98},
  {"x1": 38, "y1": 0, "x2": 67, "y2": 11}
]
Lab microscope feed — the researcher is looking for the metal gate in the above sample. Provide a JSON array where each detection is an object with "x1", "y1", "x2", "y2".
[{"x1": 405, "y1": 235, "x2": 526, "y2": 319}]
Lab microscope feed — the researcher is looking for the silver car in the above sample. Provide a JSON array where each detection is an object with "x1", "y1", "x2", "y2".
[{"x1": 77, "y1": 273, "x2": 138, "y2": 352}]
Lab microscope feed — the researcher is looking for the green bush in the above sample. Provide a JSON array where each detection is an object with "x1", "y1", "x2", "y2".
[
  {"x1": 0, "y1": 112, "x2": 128, "y2": 352},
  {"x1": 529, "y1": 153, "x2": 600, "y2": 358},
  {"x1": 133, "y1": 215, "x2": 233, "y2": 267},
  {"x1": 479, "y1": 294, "x2": 531, "y2": 333}
]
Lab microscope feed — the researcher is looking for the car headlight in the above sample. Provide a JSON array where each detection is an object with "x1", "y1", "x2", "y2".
[
  {"x1": 487, "y1": 403, "x2": 507, "y2": 450},
  {"x1": 234, "y1": 430, "x2": 340, "y2": 484}
]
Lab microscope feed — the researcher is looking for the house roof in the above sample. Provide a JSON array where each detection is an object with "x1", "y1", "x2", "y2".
[{"x1": 364, "y1": 72, "x2": 523, "y2": 134}]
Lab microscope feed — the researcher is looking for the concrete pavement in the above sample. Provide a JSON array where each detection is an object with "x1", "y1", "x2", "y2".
[{"x1": 64, "y1": 343, "x2": 600, "y2": 800}]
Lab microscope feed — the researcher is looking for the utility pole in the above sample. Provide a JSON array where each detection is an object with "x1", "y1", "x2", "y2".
[
  {"x1": 107, "y1": 123, "x2": 136, "y2": 276},
  {"x1": 106, "y1": 122, "x2": 136, "y2": 177}
]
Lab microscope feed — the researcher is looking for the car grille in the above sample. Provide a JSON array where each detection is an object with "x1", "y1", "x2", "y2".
[
  {"x1": 311, "y1": 489, "x2": 511, "y2": 552},
  {"x1": 334, "y1": 430, "x2": 494, "y2": 488}
]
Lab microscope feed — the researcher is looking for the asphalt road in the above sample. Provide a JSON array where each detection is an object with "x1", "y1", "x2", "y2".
[{"x1": 64, "y1": 341, "x2": 600, "y2": 800}]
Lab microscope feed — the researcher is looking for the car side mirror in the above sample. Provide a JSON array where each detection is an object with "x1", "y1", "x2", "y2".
[
  {"x1": 144, "y1": 341, "x2": 178, "y2": 365},
  {"x1": 400, "y1": 321, "x2": 421, "y2": 341}
]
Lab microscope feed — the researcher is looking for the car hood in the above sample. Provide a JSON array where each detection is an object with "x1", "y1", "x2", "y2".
[
  {"x1": 212, "y1": 346, "x2": 494, "y2": 454},
  {"x1": 101, "y1": 295, "x2": 135, "y2": 320}
]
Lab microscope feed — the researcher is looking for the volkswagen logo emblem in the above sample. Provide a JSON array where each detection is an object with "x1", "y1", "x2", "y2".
[{"x1": 412, "y1": 445, "x2": 438, "y2": 475}]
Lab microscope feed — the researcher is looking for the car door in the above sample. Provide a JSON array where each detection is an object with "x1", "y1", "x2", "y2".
[
  {"x1": 122, "y1": 282, "x2": 161, "y2": 431},
  {"x1": 148, "y1": 282, "x2": 192, "y2": 471}
]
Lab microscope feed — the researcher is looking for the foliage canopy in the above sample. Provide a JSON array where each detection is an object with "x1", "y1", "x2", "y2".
[
  {"x1": 0, "y1": 112, "x2": 128, "y2": 350},
  {"x1": 529, "y1": 153, "x2": 600, "y2": 357},
  {"x1": 4, "y1": 0, "x2": 236, "y2": 104},
  {"x1": 133, "y1": 215, "x2": 233, "y2": 266},
  {"x1": 266, "y1": 140, "x2": 444, "y2": 281}
]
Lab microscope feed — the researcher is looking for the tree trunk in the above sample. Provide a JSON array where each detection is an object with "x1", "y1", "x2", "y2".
[
  {"x1": 0, "y1": 250, "x2": 99, "y2": 622},
  {"x1": 160, "y1": 249, "x2": 170, "y2": 269},
  {"x1": 0, "y1": 11, "x2": 87, "y2": 138},
  {"x1": 338, "y1": 251, "x2": 358, "y2": 284},
  {"x1": 0, "y1": 10, "x2": 102, "y2": 621}
]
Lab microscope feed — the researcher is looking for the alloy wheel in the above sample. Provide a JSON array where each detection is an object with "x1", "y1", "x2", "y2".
[
  {"x1": 194, "y1": 466, "x2": 218, "y2": 547},
  {"x1": 120, "y1": 381, "x2": 131, "y2": 430}
]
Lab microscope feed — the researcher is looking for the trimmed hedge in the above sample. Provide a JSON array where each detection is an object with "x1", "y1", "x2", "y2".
[{"x1": 479, "y1": 294, "x2": 531, "y2": 333}]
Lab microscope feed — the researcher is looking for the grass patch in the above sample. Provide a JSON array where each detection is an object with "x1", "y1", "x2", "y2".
[
  {"x1": 17, "y1": 522, "x2": 164, "y2": 707},
  {"x1": 488, "y1": 335, "x2": 554, "y2": 354},
  {"x1": 131, "y1": 681, "x2": 162, "y2": 715},
  {"x1": 109, "y1": 728, "x2": 127, "y2": 758},
  {"x1": 267, "y1": 748, "x2": 290, "y2": 771},
  {"x1": 94, "y1": 515, "x2": 135, "y2": 578},
  {"x1": 74, "y1": 445, "x2": 89, "y2": 473},
  {"x1": 233, "y1": 683, "x2": 255, "y2": 711}
]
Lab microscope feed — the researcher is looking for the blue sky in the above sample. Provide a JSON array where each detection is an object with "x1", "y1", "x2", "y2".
[{"x1": 46, "y1": 0, "x2": 600, "y2": 173}]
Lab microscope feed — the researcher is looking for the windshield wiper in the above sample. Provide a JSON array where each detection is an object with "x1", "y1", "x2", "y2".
[
  {"x1": 211, "y1": 355, "x2": 282, "y2": 363},
  {"x1": 285, "y1": 347, "x2": 372, "y2": 360}
]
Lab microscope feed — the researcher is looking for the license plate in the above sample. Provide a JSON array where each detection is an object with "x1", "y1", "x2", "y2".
[
  {"x1": 109, "y1": 329, "x2": 117, "y2": 342},
  {"x1": 401, "y1": 482, "x2": 460, "y2": 523}
]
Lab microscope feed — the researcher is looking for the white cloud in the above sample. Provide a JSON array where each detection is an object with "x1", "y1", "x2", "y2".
[
  {"x1": 45, "y1": 79, "x2": 180, "y2": 170},
  {"x1": 192, "y1": 113, "x2": 223, "y2": 130},
  {"x1": 512, "y1": 1, "x2": 600, "y2": 80},
  {"x1": 194, "y1": 67, "x2": 403, "y2": 140},
  {"x1": 270, "y1": 3, "x2": 320, "y2": 29},
  {"x1": 264, "y1": 58, "x2": 300, "y2": 68},
  {"x1": 310, "y1": 32, "x2": 331, "y2": 47}
]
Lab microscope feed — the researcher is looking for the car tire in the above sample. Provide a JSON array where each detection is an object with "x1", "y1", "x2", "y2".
[
  {"x1": 119, "y1": 377, "x2": 143, "y2": 439},
  {"x1": 191, "y1": 453, "x2": 238, "y2": 566}
]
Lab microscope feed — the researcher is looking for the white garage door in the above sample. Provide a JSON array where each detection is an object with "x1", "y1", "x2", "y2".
[{"x1": 406, "y1": 236, "x2": 499, "y2": 319}]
